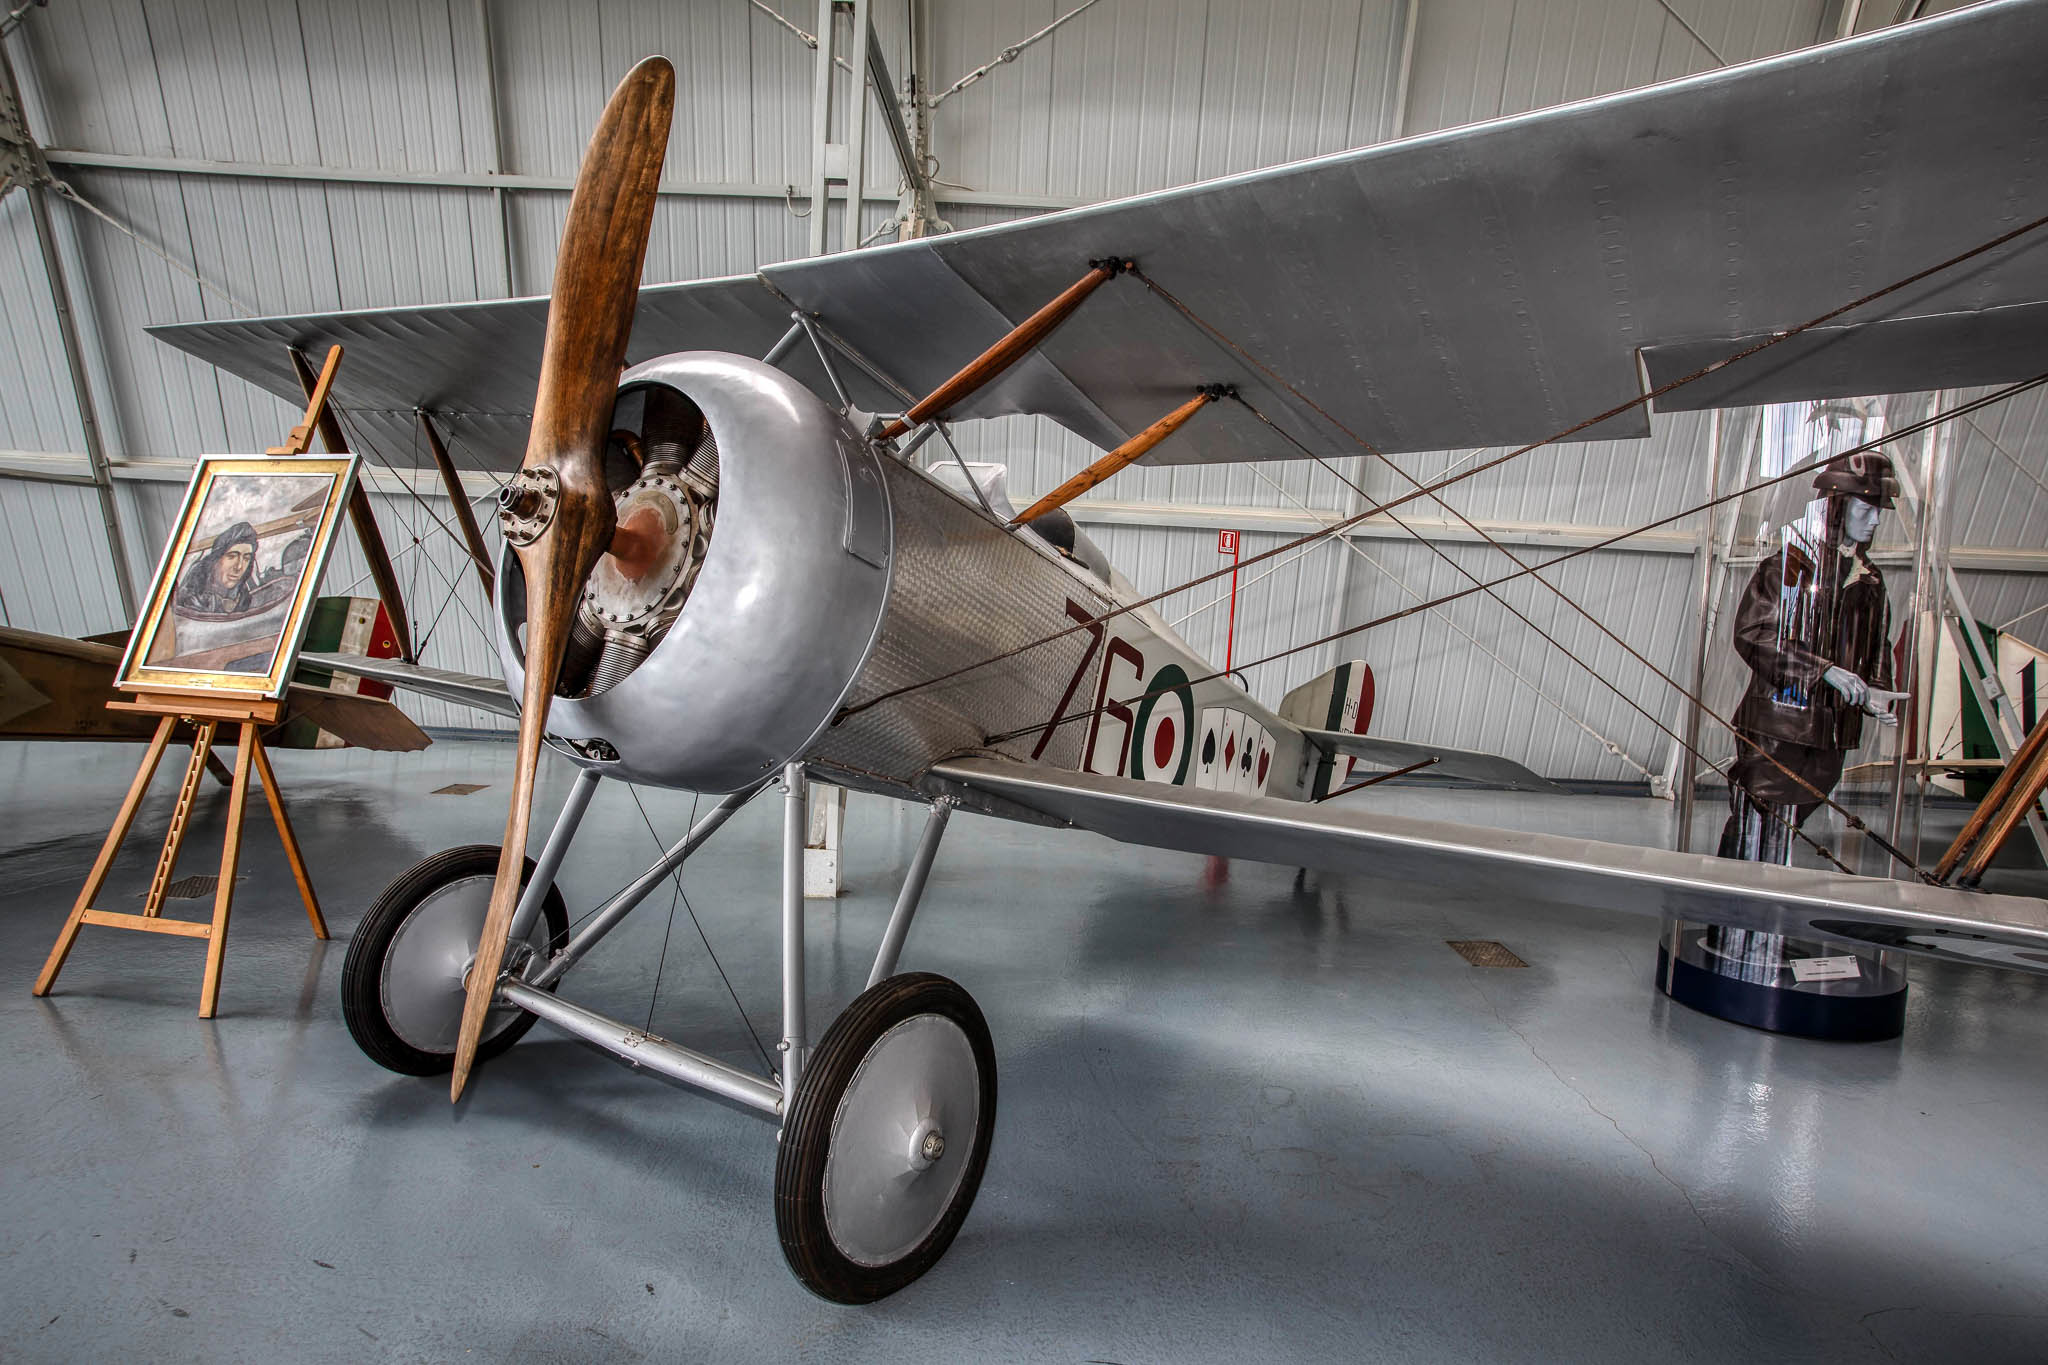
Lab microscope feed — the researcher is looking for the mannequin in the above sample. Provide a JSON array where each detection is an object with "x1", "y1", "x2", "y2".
[{"x1": 1719, "y1": 451, "x2": 1902, "y2": 862}]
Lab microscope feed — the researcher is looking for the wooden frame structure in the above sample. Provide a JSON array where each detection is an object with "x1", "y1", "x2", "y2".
[
  {"x1": 31, "y1": 693, "x2": 326, "y2": 1016},
  {"x1": 30, "y1": 358, "x2": 363, "y2": 1016}
]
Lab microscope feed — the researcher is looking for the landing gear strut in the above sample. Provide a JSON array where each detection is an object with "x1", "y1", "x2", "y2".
[{"x1": 340, "y1": 763, "x2": 987, "y2": 1300}]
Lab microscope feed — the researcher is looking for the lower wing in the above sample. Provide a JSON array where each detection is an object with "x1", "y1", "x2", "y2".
[
  {"x1": 298, "y1": 653, "x2": 517, "y2": 719},
  {"x1": 929, "y1": 756, "x2": 2048, "y2": 977}
]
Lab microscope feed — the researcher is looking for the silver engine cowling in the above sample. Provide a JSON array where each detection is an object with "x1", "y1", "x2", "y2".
[{"x1": 495, "y1": 352, "x2": 892, "y2": 791}]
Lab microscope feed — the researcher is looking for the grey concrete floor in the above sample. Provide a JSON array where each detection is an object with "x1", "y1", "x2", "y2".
[{"x1": 4, "y1": 738, "x2": 2047, "y2": 1363}]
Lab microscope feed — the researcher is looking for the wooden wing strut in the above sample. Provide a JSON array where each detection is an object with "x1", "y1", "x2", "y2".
[{"x1": 1010, "y1": 388, "x2": 1220, "y2": 524}]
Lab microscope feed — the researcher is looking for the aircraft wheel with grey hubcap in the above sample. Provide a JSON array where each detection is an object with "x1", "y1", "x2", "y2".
[
  {"x1": 775, "y1": 972, "x2": 997, "y2": 1303},
  {"x1": 341, "y1": 845, "x2": 569, "y2": 1076}
]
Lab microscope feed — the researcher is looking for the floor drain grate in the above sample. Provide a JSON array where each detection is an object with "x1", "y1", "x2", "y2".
[
  {"x1": 434, "y1": 783, "x2": 489, "y2": 796},
  {"x1": 152, "y1": 874, "x2": 243, "y2": 901},
  {"x1": 1447, "y1": 939, "x2": 1527, "y2": 968}
]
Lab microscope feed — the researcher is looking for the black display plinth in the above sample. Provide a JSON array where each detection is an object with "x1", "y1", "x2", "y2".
[{"x1": 1656, "y1": 922, "x2": 1907, "y2": 1042}]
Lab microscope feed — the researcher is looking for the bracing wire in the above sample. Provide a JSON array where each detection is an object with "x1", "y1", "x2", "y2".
[
  {"x1": 981, "y1": 376, "x2": 2048, "y2": 878},
  {"x1": 841, "y1": 209, "x2": 2048, "y2": 725},
  {"x1": 626, "y1": 785, "x2": 777, "y2": 1075}
]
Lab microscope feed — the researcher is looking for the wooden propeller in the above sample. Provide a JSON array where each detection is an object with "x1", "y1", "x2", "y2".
[{"x1": 450, "y1": 56, "x2": 675, "y2": 1102}]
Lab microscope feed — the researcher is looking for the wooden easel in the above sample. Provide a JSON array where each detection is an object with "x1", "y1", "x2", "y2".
[
  {"x1": 32, "y1": 350, "x2": 350, "y2": 1017},
  {"x1": 32, "y1": 693, "x2": 327, "y2": 1016}
]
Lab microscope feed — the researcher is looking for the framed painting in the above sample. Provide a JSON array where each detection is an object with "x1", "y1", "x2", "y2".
[{"x1": 118, "y1": 454, "x2": 362, "y2": 699}]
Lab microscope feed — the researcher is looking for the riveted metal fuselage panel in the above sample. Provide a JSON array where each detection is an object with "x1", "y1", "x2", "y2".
[{"x1": 810, "y1": 463, "x2": 1111, "y2": 789}]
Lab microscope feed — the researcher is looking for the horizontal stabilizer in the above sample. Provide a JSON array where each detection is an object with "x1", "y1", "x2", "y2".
[
  {"x1": 1299, "y1": 728, "x2": 1562, "y2": 794},
  {"x1": 931, "y1": 757, "x2": 2048, "y2": 978},
  {"x1": 299, "y1": 653, "x2": 517, "y2": 719}
]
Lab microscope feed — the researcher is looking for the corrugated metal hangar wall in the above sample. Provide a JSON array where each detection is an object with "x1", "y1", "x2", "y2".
[{"x1": 3, "y1": 0, "x2": 2041, "y2": 785}]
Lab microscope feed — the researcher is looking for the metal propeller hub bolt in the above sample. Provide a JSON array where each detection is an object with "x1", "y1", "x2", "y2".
[
  {"x1": 499, "y1": 466, "x2": 562, "y2": 546},
  {"x1": 920, "y1": 1130, "x2": 946, "y2": 1163}
]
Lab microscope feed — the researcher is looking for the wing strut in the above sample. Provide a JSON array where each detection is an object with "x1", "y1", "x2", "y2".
[
  {"x1": 1010, "y1": 385, "x2": 1227, "y2": 524},
  {"x1": 877, "y1": 257, "x2": 1130, "y2": 439}
]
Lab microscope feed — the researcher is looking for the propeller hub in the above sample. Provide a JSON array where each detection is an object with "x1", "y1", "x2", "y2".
[{"x1": 499, "y1": 467, "x2": 562, "y2": 547}]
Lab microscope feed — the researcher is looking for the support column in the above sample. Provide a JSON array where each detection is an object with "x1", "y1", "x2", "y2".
[
  {"x1": 2, "y1": 40, "x2": 136, "y2": 620},
  {"x1": 841, "y1": 0, "x2": 871, "y2": 252}
]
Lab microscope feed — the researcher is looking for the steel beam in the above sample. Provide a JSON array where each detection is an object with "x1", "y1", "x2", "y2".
[
  {"x1": 841, "y1": 0, "x2": 872, "y2": 252},
  {"x1": 470, "y1": 0, "x2": 517, "y2": 295},
  {"x1": 38, "y1": 147, "x2": 1085, "y2": 213},
  {"x1": 2, "y1": 40, "x2": 136, "y2": 620},
  {"x1": 807, "y1": 0, "x2": 836, "y2": 258}
]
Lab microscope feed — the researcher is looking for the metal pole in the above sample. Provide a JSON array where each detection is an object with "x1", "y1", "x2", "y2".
[
  {"x1": 868, "y1": 800, "x2": 952, "y2": 987},
  {"x1": 1887, "y1": 395, "x2": 1945, "y2": 872},
  {"x1": 507, "y1": 767, "x2": 600, "y2": 942},
  {"x1": 472, "y1": 0, "x2": 517, "y2": 295},
  {"x1": 896, "y1": 0, "x2": 938, "y2": 239},
  {"x1": 2, "y1": 42, "x2": 137, "y2": 620},
  {"x1": 841, "y1": 0, "x2": 872, "y2": 252},
  {"x1": 807, "y1": 0, "x2": 836, "y2": 258},
  {"x1": 1673, "y1": 409, "x2": 1725, "y2": 848},
  {"x1": 780, "y1": 762, "x2": 809, "y2": 1108}
]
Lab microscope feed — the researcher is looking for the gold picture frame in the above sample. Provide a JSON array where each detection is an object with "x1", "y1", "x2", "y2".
[{"x1": 118, "y1": 454, "x2": 362, "y2": 699}]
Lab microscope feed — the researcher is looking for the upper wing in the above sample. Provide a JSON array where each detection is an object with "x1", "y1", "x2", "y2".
[
  {"x1": 300, "y1": 652, "x2": 517, "y2": 719},
  {"x1": 1300, "y1": 727, "x2": 1562, "y2": 793},
  {"x1": 147, "y1": 276, "x2": 906, "y2": 470},
  {"x1": 152, "y1": 2, "x2": 2048, "y2": 467},
  {"x1": 929, "y1": 755, "x2": 2048, "y2": 977}
]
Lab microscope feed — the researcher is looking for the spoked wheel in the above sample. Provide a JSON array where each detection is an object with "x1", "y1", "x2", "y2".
[
  {"x1": 340, "y1": 845, "x2": 569, "y2": 1076},
  {"x1": 775, "y1": 972, "x2": 997, "y2": 1303}
]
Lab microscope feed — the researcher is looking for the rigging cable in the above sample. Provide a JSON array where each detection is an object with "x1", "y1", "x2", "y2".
[
  {"x1": 839, "y1": 209, "x2": 2048, "y2": 724},
  {"x1": 980, "y1": 375, "x2": 2048, "y2": 880}
]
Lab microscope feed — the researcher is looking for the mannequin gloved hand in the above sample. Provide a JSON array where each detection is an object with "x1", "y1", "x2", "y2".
[
  {"x1": 1863, "y1": 687, "x2": 1908, "y2": 728},
  {"x1": 1822, "y1": 665, "x2": 1870, "y2": 706}
]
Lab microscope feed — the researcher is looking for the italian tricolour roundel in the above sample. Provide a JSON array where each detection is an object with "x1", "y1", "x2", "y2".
[{"x1": 1129, "y1": 664, "x2": 1195, "y2": 785}]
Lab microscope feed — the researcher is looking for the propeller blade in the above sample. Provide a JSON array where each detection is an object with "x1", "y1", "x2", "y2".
[{"x1": 451, "y1": 55, "x2": 675, "y2": 1102}]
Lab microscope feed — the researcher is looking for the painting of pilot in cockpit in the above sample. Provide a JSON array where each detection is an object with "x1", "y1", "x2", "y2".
[{"x1": 119, "y1": 455, "x2": 360, "y2": 698}]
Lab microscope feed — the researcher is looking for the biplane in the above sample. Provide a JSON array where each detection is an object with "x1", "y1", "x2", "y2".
[{"x1": 143, "y1": 0, "x2": 2048, "y2": 1301}]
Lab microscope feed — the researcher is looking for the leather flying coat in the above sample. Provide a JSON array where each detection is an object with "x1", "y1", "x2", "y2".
[{"x1": 1730, "y1": 542, "x2": 1892, "y2": 755}]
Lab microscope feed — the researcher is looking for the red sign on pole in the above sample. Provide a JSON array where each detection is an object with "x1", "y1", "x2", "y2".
[{"x1": 1219, "y1": 528, "x2": 1242, "y2": 673}]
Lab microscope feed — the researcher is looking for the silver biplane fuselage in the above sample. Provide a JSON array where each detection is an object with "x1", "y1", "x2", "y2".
[{"x1": 502, "y1": 351, "x2": 1330, "y2": 808}]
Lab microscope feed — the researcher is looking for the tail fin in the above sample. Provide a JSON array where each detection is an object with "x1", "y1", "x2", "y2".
[{"x1": 1280, "y1": 661, "x2": 1375, "y2": 798}]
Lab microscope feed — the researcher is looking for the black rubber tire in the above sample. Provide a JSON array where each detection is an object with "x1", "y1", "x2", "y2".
[
  {"x1": 339, "y1": 844, "x2": 569, "y2": 1077},
  {"x1": 775, "y1": 972, "x2": 997, "y2": 1304}
]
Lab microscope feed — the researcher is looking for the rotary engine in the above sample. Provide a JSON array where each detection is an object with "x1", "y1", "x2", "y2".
[
  {"x1": 556, "y1": 384, "x2": 719, "y2": 699},
  {"x1": 494, "y1": 352, "x2": 894, "y2": 792}
]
